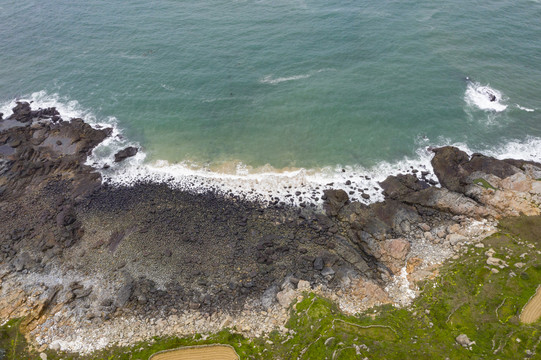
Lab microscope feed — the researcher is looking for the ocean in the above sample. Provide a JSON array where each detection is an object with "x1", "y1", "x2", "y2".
[{"x1": 1, "y1": 0, "x2": 540, "y2": 204}]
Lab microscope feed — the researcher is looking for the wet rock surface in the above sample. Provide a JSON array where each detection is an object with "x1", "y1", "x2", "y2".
[
  {"x1": 0, "y1": 102, "x2": 539, "y2": 354},
  {"x1": 113, "y1": 146, "x2": 138, "y2": 162}
]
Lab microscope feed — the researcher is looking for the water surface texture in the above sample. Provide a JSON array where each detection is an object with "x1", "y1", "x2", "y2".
[{"x1": 1, "y1": 0, "x2": 540, "y2": 173}]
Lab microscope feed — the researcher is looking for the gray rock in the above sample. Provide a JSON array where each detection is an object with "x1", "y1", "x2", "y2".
[
  {"x1": 261, "y1": 285, "x2": 279, "y2": 309},
  {"x1": 455, "y1": 334, "x2": 475, "y2": 348},
  {"x1": 313, "y1": 257, "x2": 324, "y2": 271},
  {"x1": 418, "y1": 223, "x2": 431, "y2": 232},
  {"x1": 115, "y1": 281, "x2": 134, "y2": 307},
  {"x1": 297, "y1": 280, "x2": 311, "y2": 292},
  {"x1": 73, "y1": 286, "x2": 92, "y2": 299},
  {"x1": 431, "y1": 146, "x2": 521, "y2": 194},
  {"x1": 448, "y1": 234, "x2": 467, "y2": 245},
  {"x1": 379, "y1": 174, "x2": 429, "y2": 199},
  {"x1": 321, "y1": 267, "x2": 335, "y2": 276},
  {"x1": 431, "y1": 147, "x2": 471, "y2": 193},
  {"x1": 13, "y1": 252, "x2": 33, "y2": 272}
]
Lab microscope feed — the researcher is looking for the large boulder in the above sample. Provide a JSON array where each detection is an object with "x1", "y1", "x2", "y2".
[
  {"x1": 379, "y1": 174, "x2": 430, "y2": 200},
  {"x1": 379, "y1": 238, "x2": 411, "y2": 274},
  {"x1": 322, "y1": 189, "x2": 349, "y2": 217},
  {"x1": 115, "y1": 280, "x2": 134, "y2": 307},
  {"x1": 371, "y1": 200, "x2": 421, "y2": 235},
  {"x1": 430, "y1": 146, "x2": 470, "y2": 193},
  {"x1": 114, "y1": 146, "x2": 138, "y2": 162},
  {"x1": 8, "y1": 102, "x2": 32, "y2": 122}
]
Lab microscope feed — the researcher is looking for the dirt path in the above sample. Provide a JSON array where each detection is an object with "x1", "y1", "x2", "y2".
[
  {"x1": 149, "y1": 345, "x2": 239, "y2": 360},
  {"x1": 520, "y1": 285, "x2": 541, "y2": 324}
]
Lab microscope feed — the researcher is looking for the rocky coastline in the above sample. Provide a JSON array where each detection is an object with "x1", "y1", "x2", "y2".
[{"x1": 0, "y1": 102, "x2": 540, "y2": 354}]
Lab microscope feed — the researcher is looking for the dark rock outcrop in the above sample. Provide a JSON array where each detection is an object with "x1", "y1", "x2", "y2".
[
  {"x1": 430, "y1": 146, "x2": 522, "y2": 195},
  {"x1": 380, "y1": 174, "x2": 430, "y2": 200},
  {"x1": 0, "y1": 104, "x2": 111, "y2": 201},
  {"x1": 114, "y1": 146, "x2": 138, "y2": 162},
  {"x1": 322, "y1": 189, "x2": 349, "y2": 216},
  {"x1": 465, "y1": 153, "x2": 520, "y2": 179},
  {"x1": 430, "y1": 146, "x2": 471, "y2": 193},
  {"x1": 7, "y1": 101, "x2": 60, "y2": 123}
]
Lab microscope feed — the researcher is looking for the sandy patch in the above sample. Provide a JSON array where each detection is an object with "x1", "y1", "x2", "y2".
[{"x1": 520, "y1": 285, "x2": 541, "y2": 324}]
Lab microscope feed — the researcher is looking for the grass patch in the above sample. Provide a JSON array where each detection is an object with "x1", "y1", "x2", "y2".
[
  {"x1": 0, "y1": 318, "x2": 34, "y2": 360},
  {"x1": 473, "y1": 178, "x2": 498, "y2": 190}
]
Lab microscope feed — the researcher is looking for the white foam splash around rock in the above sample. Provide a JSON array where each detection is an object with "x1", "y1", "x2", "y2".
[{"x1": 464, "y1": 81, "x2": 507, "y2": 112}]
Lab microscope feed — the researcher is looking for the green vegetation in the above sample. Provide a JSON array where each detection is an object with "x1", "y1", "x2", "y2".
[
  {"x1": 0, "y1": 318, "x2": 32, "y2": 360},
  {"x1": 473, "y1": 178, "x2": 498, "y2": 190},
  {"x1": 2, "y1": 216, "x2": 540, "y2": 359}
]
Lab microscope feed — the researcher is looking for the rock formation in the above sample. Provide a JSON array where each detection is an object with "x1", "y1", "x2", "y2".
[{"x1": 0, "y1": 102, "x2": 539, "y2": 354}]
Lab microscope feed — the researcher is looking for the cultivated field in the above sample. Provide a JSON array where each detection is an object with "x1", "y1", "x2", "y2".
[{"x1": 149, "y1": 345, "x2": 239, "y2": 360}]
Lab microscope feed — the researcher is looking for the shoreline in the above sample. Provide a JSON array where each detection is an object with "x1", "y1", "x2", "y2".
[
  {"x1": 0, "y1": 101, "x2": 540, "y2": 354},
  {"x1": 4, "y1": 92, "x2": 541, "y2": 210}
]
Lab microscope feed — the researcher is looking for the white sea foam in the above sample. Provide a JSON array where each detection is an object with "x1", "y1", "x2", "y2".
[
  {"x1": 464, "y1": 82, "x2": 507, "y2": 112},
  {"x1": 161, "y1": 84, "x2": 175, "y2": 91},
  {"x1": 91, "y1": 135, "x2": 541, "y2": 207},
  {"x1": 100, "y1": 145, "x2": 437, "y2": 207},
  {"x1": 482, "y1": 136, "x2": 541, "y2": 162},
  {"x1": 260, "y1": 68, "x2": 335, "y2": 85},
  {"x1": 516, "y1": 104, "x2": 535, "y2": 112},
  {"x1": 2, "y1": 91, "x2": 540, "y2": 208}
]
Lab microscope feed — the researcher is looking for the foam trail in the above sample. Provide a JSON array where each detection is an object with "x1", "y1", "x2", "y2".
[
  {"x1": 91, "y1": 136, "x2": 541, "y2": 208},
  {"x1": 260, "y1": 68, "x2": 335, "y2": 85},
  {"x1": 516, "y1": 104, "x2": 535, "y2": 112},
  {"x1": 260, "y1": 74, "x2": 312, "y2": 85},
  {"x1": 464, "y1": 81, "x2": 507, "y2": 112}
]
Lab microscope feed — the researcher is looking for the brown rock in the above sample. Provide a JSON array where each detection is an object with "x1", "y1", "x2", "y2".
[
  {"x1": 379, "y1": 238, "x2": 411, "y2": 273},
  {"x1": 406, "y1": 257, "x2": 423, "y2": 274}
]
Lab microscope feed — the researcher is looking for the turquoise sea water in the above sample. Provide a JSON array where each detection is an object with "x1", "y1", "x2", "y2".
[{"x1": 1, "y1": 0, "x2": 540, "y2": 173}]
